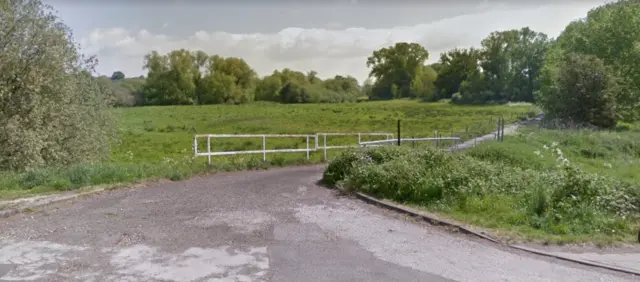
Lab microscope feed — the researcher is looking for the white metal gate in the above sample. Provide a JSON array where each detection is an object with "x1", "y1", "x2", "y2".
[{"x1": 193, "y1": 132, "x2": 394, "y2": 164}]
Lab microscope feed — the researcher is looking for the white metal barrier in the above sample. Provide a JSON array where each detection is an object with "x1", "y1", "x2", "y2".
[
  {"x1": 359, "y1": 137, "x2": 462, "y2": 149},
  {"x1": 316, "y1": 133, "x2": 394, "y2": 160},
  {"x1": 193, "y1": 132, "x2": 394, "y2": 164},
  {"x1": 194, "y1": 134, "x2": 316, "y2": 164}
]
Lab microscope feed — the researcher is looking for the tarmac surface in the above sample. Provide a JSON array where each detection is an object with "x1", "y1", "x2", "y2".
[{"x1": 0, "y1": 165, "x2": 637, "y2": 282}]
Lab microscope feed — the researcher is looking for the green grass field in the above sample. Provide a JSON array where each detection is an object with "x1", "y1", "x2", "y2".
[
  {"x1": 0, "y1": 100, "x2": 535, "y2": 200},
  {"x1": 110, "y1": 100, "x2": 536, "y2": 163}
]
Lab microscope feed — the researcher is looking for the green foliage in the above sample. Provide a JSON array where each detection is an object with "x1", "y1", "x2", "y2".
[
  {"x1": 434, "y1": 48, "x2": 482, "y2": 100},
  {"x1": 366, "y1": 42, "x2": 436, "y2": 100},
  {"x1": 538, "y1": 53, "x2": 618, "y2": 128},
  {"x1": 141, "y1": 50, "x2": 257, "y2": 105},
  {"x1": 254, "y1": 69, "x2": 361, "y2": 104},
  {"x1": 325, "y1": 142, "x2": 640, "y2": 242},
  {"x1": 97, "y1": 76, "x2": 146, "y2": 107},
  {"x1": 0, "y1": 0, "x2": 115, "y2": 171},
  {"x1": 550, "y1": 0, "x2": 640, "y2": 121},
  {"x1": 444, "y1": 28, "x2": 550, "y2": 105},
  {"x1": 110, "y1": 71, "x2": 125, "y2": 81}
]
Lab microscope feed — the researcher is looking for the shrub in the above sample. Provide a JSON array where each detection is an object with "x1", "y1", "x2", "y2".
[
  {"x1": 0, "y1": 0, "x2": 115, "y2": 171},
  {"x1": 324, "y1": 145, "x2": 640, "y2": 238}
]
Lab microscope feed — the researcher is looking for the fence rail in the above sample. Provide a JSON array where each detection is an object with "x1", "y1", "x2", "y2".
[
  {"x1": 194, "y1": 132, "x2": 395, "y2": 164},
  {"x1": 359, "y1": 137, "x2": 462, "y2": 149},
  {"x1": 194, "y1": 134, "x2": 317, "y2": 164}
]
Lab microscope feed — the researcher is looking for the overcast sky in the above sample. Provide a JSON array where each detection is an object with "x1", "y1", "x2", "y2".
[{"x1": 43, "y1": 1, "x2": 607, "y2": 81}]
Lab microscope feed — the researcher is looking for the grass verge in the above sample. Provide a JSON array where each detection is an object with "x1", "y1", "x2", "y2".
[
  {"x1": 0, "y1": 156, "x2": 320, "y2": 200},
  {"x1": 323, "y1": 143, "x2": 640, "y2": 245}
]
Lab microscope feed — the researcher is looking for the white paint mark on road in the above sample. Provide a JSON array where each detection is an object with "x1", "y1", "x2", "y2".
[
  {"x1": 109, "y1": 244, "x2": 269, "y2": 281},
  {"x1": 0, "y1": 239, "x2": 86, "y2": 280},
  {"x1": 294, "y1": 202, "x2": 634, "y2": 282}
]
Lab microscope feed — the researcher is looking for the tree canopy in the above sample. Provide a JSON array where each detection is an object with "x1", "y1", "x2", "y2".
[
  {"x1": 0, "y1": 0, "x2": 115, "y2": 171},
  {"x1": 538, "y1": 0, "x2": 640, "y2": 122}
]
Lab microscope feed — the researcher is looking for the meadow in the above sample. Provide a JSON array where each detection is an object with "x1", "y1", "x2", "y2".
[
  {"x1": 324, "y1": 126, "x2": 640, "y2": 245},
  {"x1": 110, "y1": 100, "x2": 535, "y2": 163},
  {"x1": 0, "y1": 100, "x2": 536, "y2": 200}
]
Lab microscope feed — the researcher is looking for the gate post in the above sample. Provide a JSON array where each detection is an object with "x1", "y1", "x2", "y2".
[
  {"x1": 207, "y1": 136, "x2": 212, "y2": 165},
  {"x1": 193, "y1": 136, "x2": 198, "y2": 157},
  {"x1": 501, "y1": 117, "x2": 505, "y2": 142},
  {"x1": 306, "y1": 136, "x2": 310, "y2": 160},
  {"x1": 397, "y1": 120, "x2": 401, "y2": 146},
  {"x1": 262, "y1": 135, "x2": 266, "y2": 162},
  {"x1": 323, "y1": 134, "x2": 327, "y2": 161}
]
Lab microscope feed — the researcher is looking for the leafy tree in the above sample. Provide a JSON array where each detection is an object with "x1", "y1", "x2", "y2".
[
  {"x1": 198, "y1": 55, "x2": 256, "y2": 104},
  {"x1": 551, "y1": 0, "x2": 640, "y2": 121},
  {"x1": 0, "y1": 0, "x2": 115, "y2": 170},
  {"x1": 361, "y1": 78, "x2": 374, "y2": 98},
  {"x1": 110, "y1": 71, "x2": 125, "y2": 81},
  {"x1": 538, "y1": 53, "x2": 617, "y2": 128},
  {"x1": 366, "y1": 42, "x2": 431, "y2": 99},
  {"x1": 411, "y1": 66, "x2": 438, "y2": 100},
  {"x1": 451, "y1": 27, "x2": 550, "y2": 104},
  {"x1": 433, "y1": 48, "x2": 481, "y2": 99},
  {"x1": 142, "y1": 50, "x2": 256, "y2": 105},
  {"x1": 255, "y1": 73, "x2": 283, "y2": 102}
]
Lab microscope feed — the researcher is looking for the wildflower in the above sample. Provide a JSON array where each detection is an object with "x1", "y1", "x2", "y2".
[
  {"x1": 126, "y1": 151, "x2": 134, "y2": 161},
  {"x1": 543, "y1": 145, "x2": 549, "y2": 150},
  {"x1": 604, "y1": 163, "x2": 612, "y2": 169},
  {"x1": 534, "y1": 150, "x2": 542, "y2": 157}
]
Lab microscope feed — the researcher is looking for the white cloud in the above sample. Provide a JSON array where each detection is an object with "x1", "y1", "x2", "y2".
[{"x1": 79, "y1": 4, "x2": 596, "y2": 81}]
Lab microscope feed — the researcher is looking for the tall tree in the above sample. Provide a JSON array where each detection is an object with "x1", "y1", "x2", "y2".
[
  {"x1": 433, "y1": 48, "x2": 481, "y2": 99},
  {"x1": 366, "y1": 42, "x2": 431, "y2": 99},
  {"x1": 550, "y1": 0, "x2": 640, "y2": 121},
  {"x1": 0, "y1": 0, "x2": 115, "y2": 170},
  {"x1": 538, "y1": 53, "x2": 617, "y2": 128},
  {"x1": 456, "y1": 27, "x2": 550, "y2": 104}
]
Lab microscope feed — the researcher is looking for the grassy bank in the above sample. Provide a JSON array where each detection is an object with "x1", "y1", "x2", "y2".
[
  {"x1": 323, "y1": 130, "x2": 640, "y2": 245},
  {"x1": 0, "y1": 100, "x2": 535, "y2": 200}
]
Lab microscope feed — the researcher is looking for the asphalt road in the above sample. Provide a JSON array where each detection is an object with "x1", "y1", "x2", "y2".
[{"x1": 0, "y1": 165, "x2": 636, "y2": 282}]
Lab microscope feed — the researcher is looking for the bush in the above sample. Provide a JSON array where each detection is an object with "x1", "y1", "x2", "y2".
[
  {"x1": 324, "y1": 145, "x2": 640, "y2": 238},
  {"x1": 0, "y1": 0, "x2": 115, "y2": 171}
]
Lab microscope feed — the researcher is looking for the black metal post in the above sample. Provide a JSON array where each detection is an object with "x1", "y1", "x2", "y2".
[
  {"x1": 397, "y1": 120, "x2": 401, "y2": 146},
  {"x1": 501, "y1": 117, "x2": 505, "y2": 142}
]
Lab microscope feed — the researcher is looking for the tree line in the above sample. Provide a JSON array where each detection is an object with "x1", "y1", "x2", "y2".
[
  {"x1": 101, "y1": 27, "x2": 551, "y2": 107},
  {"x1": 102, "y1": 0, "x2": 640, "y2": 131},
  {"x1": 2, "y1": 0, "x2": 639, "y2": 171}
]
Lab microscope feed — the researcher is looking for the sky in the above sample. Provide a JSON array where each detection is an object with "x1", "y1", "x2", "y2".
[{"x1": 44, "y1": 0, "x2": 608, "y2": 81}]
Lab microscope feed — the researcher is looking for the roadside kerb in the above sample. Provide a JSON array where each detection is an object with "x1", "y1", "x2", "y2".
[
  {"x1": 0, "y1": 188, "x2": 107, "y2": 219},
  {"x1": 354, "y1": 192, "x2": 640, "y2": 277},
  {"x1": 353, "y1": 113, "x2": 640, "y2": 277}
]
